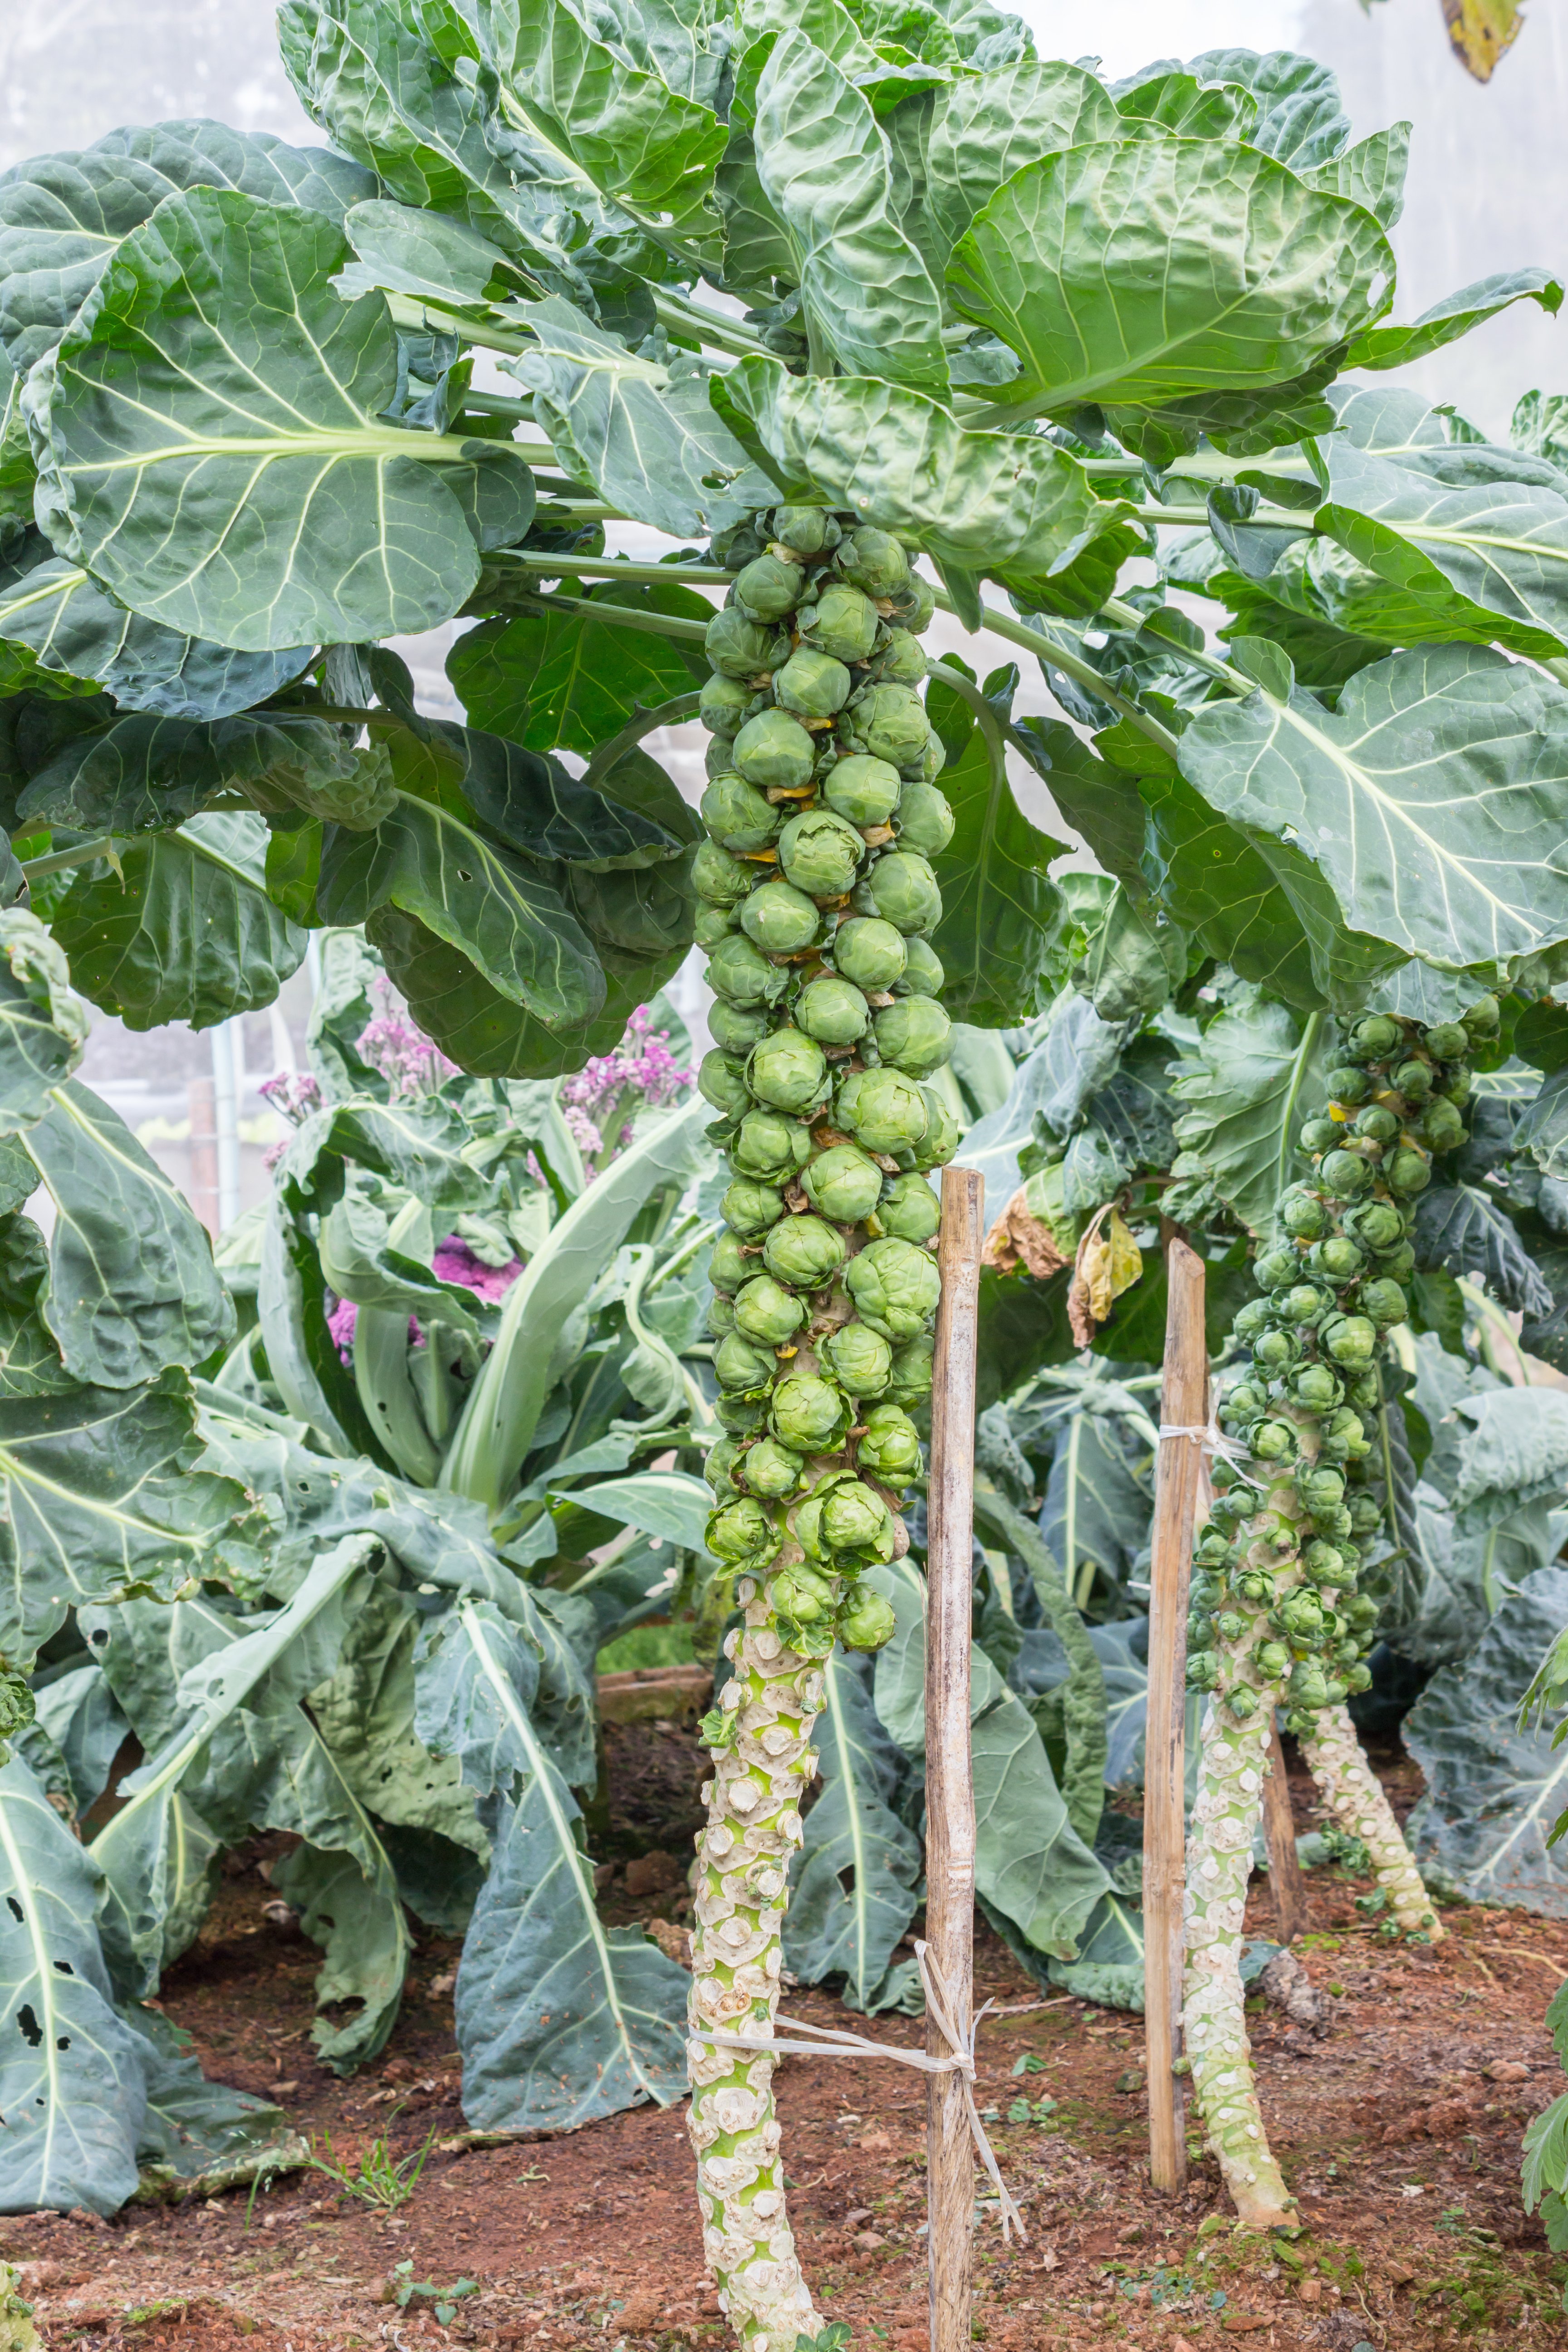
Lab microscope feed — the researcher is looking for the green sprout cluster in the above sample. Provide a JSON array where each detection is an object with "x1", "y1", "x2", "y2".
[
  {"x1": 695, "y1": 508, "x2": 956, "y2": 1665},
  {"x1": 1194, "y1": 1002, "x2": 1498, "y2": 1739}
]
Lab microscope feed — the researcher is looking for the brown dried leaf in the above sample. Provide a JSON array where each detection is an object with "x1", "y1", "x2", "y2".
[{"x1": 981, "y1": 1187, "x2": 1071, "y2": 1281}]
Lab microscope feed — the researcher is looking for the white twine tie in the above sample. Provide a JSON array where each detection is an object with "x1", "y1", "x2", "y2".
[
  {"x1": 1157, "y1": 1411, "x2": 1257, "y2": 1483},
  {"x1": 692, "y1": 1939, "x2": 1027, "y2": 2242}
]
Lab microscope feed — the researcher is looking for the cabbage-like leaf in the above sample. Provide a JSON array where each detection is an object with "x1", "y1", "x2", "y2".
[
  {"x1": 0, "y1": 117, "x2": 374, "y2": 370},
  {"x1": 1450, "y1": 1387, "x2": 1568, "y2": 1534},
  {"x1": 1345, "y1": 267, "x2": 1563, "y2": 372},
  {"x1": 0, "y1": 910, "x2": 88, "y2": 1134},
  {"x1": 1175, "y1": 645, "x2": 1568, "y2": 974},
  {"x1": 1111, "y1": 69, "x2": 1257, "y2": 143},
  {"x1": 784, "y1": 1648, "x2": 920, "y2": 2010},
  {"x1": 16, "y1": 708, "x2": 361, "y2": 834},
  {"x1": 0, "y1": 552, "x2": 313, "y2": 720},
  {"x1": 557, "y1": 1468, "x2": 712, "y2": 1552},
  {"x1": 1184, "y1": 47, "x2": 1350, "y2": 167},
  {"x1": 947, "y1": 134, "x2": 1392, "y2": 418},
  {"x1": 921, "y1": 59, "x2": 1119, "y2": 266},
  {"x1": 336, "y1": 199, "x2": 533, "y2": 311},
  {"x1": 1165, "y1": 989, "x2": 1333, "y2": 1235},
  {"x1": 712, "y1": 357, "x2": 1134, "y2": 603},
  {"x1": 364, "y1": 904, "x2": 654, "y2": 1079},
  {"x1": 1139, "y1": 767, "x2": 1323, "y2": 1010},
  {"x1": 751, "y1": 32, "x2": 946, "y2": 395},
  {"x1": 1039, "y1": 1408, "x2": 1151, "y2": 1612},
  {"x1": 1300, "y1": 123, "x2": 1411, "y2": 231},
  {"x1": 1404, "y1": 1564, "x2": 1568, "y2": 1913},
  {"x1": 1414, "y1": 1183, "x2": 1553, "y2": 1324},
  {"x1": 32, "y1": 188, "x2": 534, "y2": 652},
  {"x1": 50, "y1": 815, "x2": 308, "y2": 1032},
  {"x1": 448, "y1": 589, "x2": 707, "y2": 757}
]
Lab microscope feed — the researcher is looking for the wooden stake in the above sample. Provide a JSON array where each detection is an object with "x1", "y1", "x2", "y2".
[
  {"x1": 1261, "y1": 1721, "x2": 1308, "y2": 1944},
  {"x1": 1144, "y1": 1237, "x2": 1206, "y2": 2195},
  {"x1": 926, "y1": 1166, "x2": 984, "y2": 2352}
]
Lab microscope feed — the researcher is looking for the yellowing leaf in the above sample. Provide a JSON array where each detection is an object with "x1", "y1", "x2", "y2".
[
  {"x1": 1443, "y1": 0, "x2": 1525, "y2": 81},
  {"x1": 1105, "y1": 1210, "x2": 1144, "y2": 1302}
]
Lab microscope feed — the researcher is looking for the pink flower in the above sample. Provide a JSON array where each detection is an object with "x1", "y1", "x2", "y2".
[
  {"x1": 433, "y1": 1239, "x2": 523, "y2": 1300},
  {"x1": 259, "y1": 1072, "x2": 322, "y2": 1126},
  {"x1": 559, "y1": 1006, "x2": 695, "y2": 1178},
  {"x1": 327, "y1": 1296, "x2": 358, "y2": 1361}
]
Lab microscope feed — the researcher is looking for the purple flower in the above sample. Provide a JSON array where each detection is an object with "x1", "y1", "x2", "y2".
[
  {"x1": 433, "y1": 1239, "x2": 523, "y2": 1300},
  {"x1": 327, "y1": 1296, "x2": 358, "y2": 1361},
  {"x1": 356, "y1": 980, "x2": 460, "y2": 1098},
  {"x1": 259, "y1": 1071, "x2": 323, "y2": 1126},
  {"x1": 559, "y1": 1006, "x2": 694, "y2": 1178}
]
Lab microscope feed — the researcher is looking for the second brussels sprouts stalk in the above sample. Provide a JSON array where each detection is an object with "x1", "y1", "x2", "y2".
[
  {"x1": 1182, "y1": 1000, "x2": 1491, "y2": 2225},
  {"x1": 692, "y1": 505, "x2": 956, "y2": 2348}
]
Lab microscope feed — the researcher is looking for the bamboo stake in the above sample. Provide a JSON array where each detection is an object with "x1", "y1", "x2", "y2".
[
  {"x1": 926, "y1": 1166, "x2": 984, "y2": 2352},
  {"x1": 1261, "y1": 1722, "x2": 1308, "y2": 1944},
  {"x1": 1144, "y1": 1237, "x2": 1206, "y2": 2194}
]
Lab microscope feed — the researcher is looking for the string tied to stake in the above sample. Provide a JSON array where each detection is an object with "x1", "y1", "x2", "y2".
[
  {"x1": 1157, "y1": 1412, "x2": 1256, "y2": 1484},
  {"x1": 692, "y1": 1939, "x2": 1026, "y2": 2242}
]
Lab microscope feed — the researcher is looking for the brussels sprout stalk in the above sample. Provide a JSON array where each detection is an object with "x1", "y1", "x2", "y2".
[
  {"x1": 692, "y1": 507, "x2": 955, "y2": 2344},
  {"x1": 1181, "y1": 1002, "x2": 1484, "y2": 2226}
]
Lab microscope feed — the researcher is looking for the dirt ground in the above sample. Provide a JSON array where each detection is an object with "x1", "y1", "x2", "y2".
[{"x1": 10, "y1": 1726, "x2": 1568, "y2": 2352}]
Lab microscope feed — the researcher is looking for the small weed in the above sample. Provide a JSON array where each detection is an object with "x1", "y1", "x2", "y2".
[
  {"x1": 1010, "y1": 2053, "x2": 1047, "y2": 2077},
  {"x1": 1005, "y1": 2095, "x2": 1058, "y2": 2124},
  {"x1": 122, "y1": 2297, "x2": 189, "y2": 2330},
  {"x1": 309, "y1": 2121, "x2": 438, "y2": 2211},
  {"x1": 387, "y1": 2259, "x2": 479, "y2": 2326}
]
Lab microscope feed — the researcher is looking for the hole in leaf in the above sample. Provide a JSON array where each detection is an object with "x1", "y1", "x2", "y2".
[
  {"x1": 17, "y1": 2005, "x2": 41, "y2": 2048},
  {"x1": 5, "y1": 1899, "x2": 21, "y2": 1924}
]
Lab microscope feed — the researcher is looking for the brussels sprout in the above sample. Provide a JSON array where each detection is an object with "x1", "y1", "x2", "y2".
[
  {"x1": 1436, "y1": 1065, "x2": 1473, "y2": 1105},
  {"x1": 1352, "y1": 1104, "x2": 1398, "y2": 1145},
  {"x1": 1320, "y1": 1149, "x2": 1372, "y2": 1197},
  {"x1": 802, "y1": 581, "x2": 879, "y2": 662},
  {"x1": 1234, "y1": 1300, "x2": 1271, "y2": 1344},
  {"x1": 856, "y1": 848, "x2": 942, "y2": 936},
  {"x1": 713, "y1": 517, "x2": 770, "y2": 570},
  {"x1": 708, "y1": 999, "x2": 772, "y2": 1057},
  {"x1": 1253, "y1": 1328, "x2": 1296, "y2": 1371},
  {"x1": 821, "y1": 1320, "x2": 893, "y2": 1395},
  {"x1": 1186, "y1": 1653, "x2": 1220, "y2": 1691},
  {"x1": 837, "y1": 1066, "x2": 931, "y2": 1154},
  {"x1": 845, "y1": 1234, "x2": 942, "y2": 1341},
  {"x1": 838, "y1": 526, "x2": 911, "y2": 600},
  {"x1": 1280, "y1": 1189, "x2": 1328, "y2": 1240},
  {"x1": 889, "y1": 573, "x2": 936, "y2": 633},
  {"x1": 763, "y1": 1214, "x2": 846, "y2": 1289},
  {"x1": 742, "y1": 1437, "x2": 806, "y2": 1499},
  {"x1": 720, "y1": 1178, "x2": 784, "y2": 1237},
  {"x1": 1322, "y1": 1313, "x2": 1377, "y2": 1367},
  {"x1": 708, "y1": 932, "x2": 779, "y2": 1006},
  {"x1": 732, "y1": 709, "x2": 816, "y2": 794},
  {"x1": 1255, "y1": 1246, "x2": 1299, "y2": 1291},
  {"x1": 701, "y1": 773, "x2": 781, "y2": 855},
  {"x1": 1251, "y1": 1419, "x2": 1295, "y2": 1460},
  {"x1": 1393, "y1": 1058, "x2": 1433, "y2": 1101},
  {"x1": 857, "y1": 1402, "x2": 922, "y2": 1483},
  {"x1": 895, "y1": 780, "x2": 955, "y2": 858},
  {"x1": 700, "y1": 673, "x2": 758, "y2": 738},
  {"x1": 1302, "y1": 1539, "x2": 1345, "y2": 1582},
  {"x1": 833, "y1": 915, "x2": 908, "y2": 990},
  {"x1": 914, "y1": 1083, "x2": 960, "y2": 1170},
  {"x1": 1378, "y1": 1240, "x2": 1416, "y2": 1280},
  {"x1": 1386, "y1": 1147, "x2": 1431, "y2": 1195},
  {"x1": 707, "y1": 1494, "x2": 780, "y2": 1564},
  {"x1": 707, "y1": 1293, "x2": 737, "y2": 1336},
  {"x1": 706, "y1": 608, "x2": 789, "y2": 678},
  {"x1": 842, "y1": 683, "x2": 931, "y2": 770},
  {"x1": 770, "y1": 1372, "x2": 848, "y2": 1451},
  {"x1": 735, "y1": 1274, "x2": 807, "y2": 1345},
  {"x1": 1348, "y1": 1014, "x2": 1402, "y2": 1059},
  {"x1": 1210, "y1": 1491, "x2": 1250, "y2": 1530},
  {"x1": 716, "y1": 1393, "x2": 767, "y2": 1433},
  {"x1": 802, "y1": 1141, "x2": 884, "y2": 1223},
  {"x1": 897, "y1": 936, "x2": 945, "y2": 997},
  {"x1": 1288, "y1": 1662, "x2": 1329, "y2": 1711},
  {"x1": 1320, "y1": 1407, "x2": 1368, "y2": 1459},
  {"x1": 693, "y1": 840, "x2": 755, "y2": 906},
  {"x1": 873, "y1": 994, "x2": 952, "y2": 1078},
  {"x1": 776, "y1": 807, "x2": 865, "y2": 901},
  {"x1": 799, "y1": 1476, "x2": 895, "y2": 1565},
  {"x1": 715, "y1": 1331, "x2": 778, "y2": 1392},
  {"x1": 1215, "y1": 1612, "x2": 1246, "y2": 1644},
  {"x1": 1235, "y1": 1569, "x2": 1274, "y2": 1604},
  {"x1": 705, "y1": 1436, "x2": 743, "y2": 1494},
  {"x1": 1360, "y1": 1276, "x2": 1408, "y2": 1327},
  {"x1": 749, "y1": 1026, "x2": 829, "y2": 1115},
  {"x1": 873, "y1": 1171, "x2": 940, "y2": 1243},
  {"x1": 1345, "y1": 1371, "x2": 1381, "y2": 1412},
  {"x1": 884, "y1": 1333, "x2": 935, "y2": 1404},
  {"x1": 735, "y1": 551, "x2": 807, "y2": 621},
  {"x1": 710, "y1": 1230, "x2": 751, "y2": 1291},
  {"x1": 740, "y1": 879, "x2": 822, "y2": 954},
  {"x1": 771, "y1": 1565, "x2": 834, "y2": 1622},
  {"x1": 1227, "y1": 1688, "x2": 1259, "y2": 1722},
  {"x1": 839, "y1": 1589, "x2": 897, "y2": 1651},
  {"x1": 1326, "y1": 1064, "x2": 1369, "y2": 1105},
  {"x1": 1423, "y1": 1020, "x2": 1468, "y2": 1060},
  {"x1": 823, "y1": 754, "x2": 902, "y2": 828},
  {"x1": 1312, "y1": 1235, "x2": 1365, "y2": 1281},
  {"x1": 870, "y1": 629, "x2": 927, "y2": 686},
  {"x1": 1298, "y1": 1466, "x2": 1346, "y2": 1514},
  {"x1": 694, "y1": 905, "x2": 740, "y2": 950},
  {"x1": 775, "y1": 647, "x2": 853, "y2": 720},
  {"x1": 1300, "y1": 1117, "x2": 1338, "y2": 1154},
  {"x1": 772, "y1": 505, "x2": 841, "y2": 557},
  {"x1": 797, "y1": 972, "x2": 871, "y2": 1046},
  {"x1": 731, "y1": 1109, "x2": 813, "y2": 1184},
  {"x1": 1463, "y1": 993, "x2": 1500, "y2": 1036},
  {"x1": 1283, "y1": 1283, "x2": 1329, "y2": 1325},
  {"x1": 1293, "y1": 1363, "x2": 1343, "y2": 1410},
  {"x1": 698, "y1": 1049, "x2": 752, "y2": 1122},
  {"x1": 1343, "y1": 1199, "x2": 1405, "y2": 1251},
  {"x1": 1421, "y1": 1097, "x2": 1465, "y2": 1151}
]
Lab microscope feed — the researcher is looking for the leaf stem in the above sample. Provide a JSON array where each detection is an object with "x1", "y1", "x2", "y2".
[
  {"x1": 1097, "y1": 594, "x2": 1257, "y2": 697},
  {"x1": 490, "y1": 553, "x2": 729, "y2": 589},
  {"x1": 928, "y1": 588, "x2": 1182, "y2": 758},
  {"x1": 582, "y1": 691, "x2": 704, "y2": 788},
  {"x1": 499, "y1": 588, "x2": 713, "y2": 645},
  {"x1": 20, "y1": 835, "x2": 118, "y2": 880},
  {"x1": 651, "y1": 289, "x2": 771, "y2": 361}
]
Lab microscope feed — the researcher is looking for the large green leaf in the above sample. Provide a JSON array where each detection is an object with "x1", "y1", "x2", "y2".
[
  {"x1": 918, "y1": 59, "x2": 1115, "y2": 266},
  {"x1": 443, "y1": 1096, "x2": 709, "y2": 1509},
  {"x1": 15, "y1": 707, "x2": 363, "y2": 835},
  {"x1": 21, "y1": 1080, "x2": 233, "y2": 1387},
  {"x1": 923, "y1": 664, "x2": 1066, "y2": 1024},
  {"x1": 318, "y1": 792, "x2": 606, "y2": 1034},
  {"x1": 712, "y1": 357, "x2": 1134, "y2": 603},
  {"x1": 273, "y1": 1839, "x2": 411, "y2": 2073},
  {"x1": 0, "y1": 911, "x2": 87, "y2": 1134},
  {"x1": 336, "y1": 198, "x2": 535, "y2": 312},
  {"x1": 947, "y1": 133, "x2": 1392, "y2": 418},
  {"x1": 418, "y1": 1598, "x2": 689, "y2": 2126},
  {"x1": 1404, "y1": 1564, "x2": 1568, "y2": 1913},
  {"x1": 373, "y1": 714, "x2": 687, "y2": 869},
  {"x1": 0, "y1": 118, "x2": 374, "y2": 371},
  {"x1": 1344, "y1": 268, "x2": 1563, "y2": 372},
  {"x1": 1166, "y1": 990, "x2": 1331, "y2": 1235},
  {"x1": 1038, "y1": 1408, "x2": 1152, "y2": 1612},
  {"x1": 448, "y1": 589, "x2": 707, "y2": 757},
  {"x1": 0, "y1": 551, "x2": 314, "y2": 720},
  {"x1": 750, "y1": 32, "x2": 946, "y2": 394},
  {"x1": 970, "y1": 1486, "x2": 1107, "y2": 1844},
  {"x1": 50, "y1": 814, "x2": 308, "y2": 1032},
  {"x1": 0, "y1": 1374, "x2": 255, "y2": 1665},
  {"x1": 1138, "y1": 767, "x2": 1320, "y2": 1009},
  {"x1": 1184, "y1": 48, "x2": 1349, "y2": 167},
  {"x1": 1175, "y1": 647, "x2": 1568, "y2": 975},
  {"x1": 506, "y1": 297, "x2": 777, "y2": 539},
  {"x1": 365, "y1": 903, "x2": 639, "y2": 1078},
  {"x1": 784, "y1": 1649, "x2": 920, "y2": 2010},
  {"x1": 32, "y1": 187, "x2": 534, "y2": 652},
  {"x1": 1300, "y1": 124, "x2": 1410, "y2": 231},
  {"x1": 483, "y1": 0, "x2": 726, "y2": 217}
]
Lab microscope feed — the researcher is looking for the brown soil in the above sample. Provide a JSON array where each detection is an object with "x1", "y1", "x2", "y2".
[{"x1": 9, "y1": 1731, "x2": 1568, "y2": 2351}]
